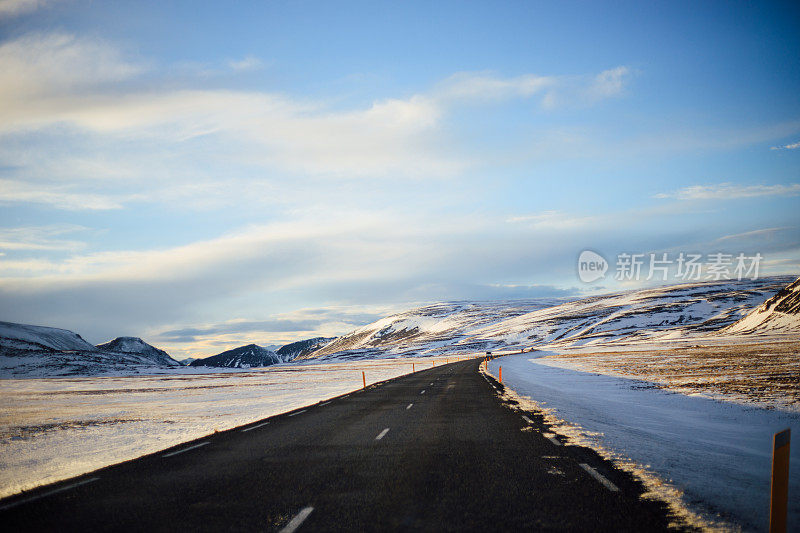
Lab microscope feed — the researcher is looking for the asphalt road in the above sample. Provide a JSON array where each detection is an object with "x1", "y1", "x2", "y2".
[{"x1": 1, "y1": 359, "x2": 679, "y2": 532}]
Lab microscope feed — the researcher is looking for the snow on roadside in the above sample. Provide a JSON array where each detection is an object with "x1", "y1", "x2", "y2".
[
  {"x1": 487, "y1": 353, "x2": 800, "y2": 532},
  {"x1": 0, "y1": 356, "x2": 456, "y2": 499}
]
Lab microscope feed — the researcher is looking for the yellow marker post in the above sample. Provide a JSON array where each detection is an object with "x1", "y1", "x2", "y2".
[
  {"x1": 770, "y1": 428, "x2": 791, "y2": 533},
  {"x1": 362, "y1": 371, "x2": 366, "y2": 390}
]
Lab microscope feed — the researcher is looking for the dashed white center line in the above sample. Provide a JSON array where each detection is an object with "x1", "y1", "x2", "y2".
[
  {"x1": 420, "y1": 389, "x2": 426, "y2": 394},
  {"x1": 288, "y1": 410, "x2": 307, "y2": 417},
  {"x1": 430, "y1": 382, "x2": 434, "y2": 386},
  {"x1": 543, "y1": 433, "x2": 561, "y2": 446},
  {"x1": 162, "y1": 442, "x2": 208, "y2": 457},
  {"x1": 406, "y1": 403, "x2": 413, "y2": 410},
  {"x1": 0, "y1": 477, "x2": 99, "y2": 511},
  {"x1": 279, "y1": 506, "x2": 314, "y2": 533},
  {"x1": 241, "y1": 421, "x2": 270, "y2": 432},
  {"x1": 579, "y1": 463, "x2": 620, "y2": 492},
  {"x1": 521, "y1": 415, "x2": 533, "y2": 425},
  {"x1": 375, "y1": 428, "x2": 390, "y2": 440}
]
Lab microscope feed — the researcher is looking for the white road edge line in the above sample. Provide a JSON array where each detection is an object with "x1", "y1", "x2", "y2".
[
  {"x1": 279, "y1": 506, "x2": 314, "y2": 533},
  {"x1": 579, "y1": 463, "x2": 620, "y2": 492},
  {"x1": 162, "y1": 442, "x2": 208, "y2": 458},
  {"x1": 0, "y1": 477, "x2": 99, "y2": 511},
  {"x1": 521, "y1": 415, "x2": 533, "y2": 424},
  {"x1": 375, "y1": 428, "x2": 390, "y2": 440},
  {"x1": 288, "y1": 410, "x2": 307, "y2": 417},
  {"x1": 319, "y1": 401, "x2": 330, "y2": 406},
  {"x1": 241, "y1": 421, "x2": 270, "y2": 432},
  {"x1": 420, "y1": 390, "x2": 426, "y2": 395},
  {"x1": 406, "y1": 403, "x2": 413, "y2": 410},
  {"x1": 544, "y1": 434, "x2": 561, "y2": 446}
]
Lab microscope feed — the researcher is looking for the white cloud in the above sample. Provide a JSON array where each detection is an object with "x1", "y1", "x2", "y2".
[
  {"x1": 0, "y1": 32, "x2": 633, "y2": 191},
  {"x1": 0, "y1": 224, "x2": 87, "y2": 251},
  {"x1": 435, "y1": 66, "x2": 630, "y2": 109},
  {"x1": 435, "y1": 71, "x2": 555, "y2": 102},
  {"x1": 228, "y1": 55, "x2": 263, "y2": 72},
  {"x1": 0, "y1": 33, "x2": 142, "y2": 104},
  {"x1": 0, "y1": 179, "x2": 128, "y2": 210},
  {"x1": 716, "y1": 227, "x2": 793, "y2": 242},
  {"x1": 585, "y1": 66, "x2": 629, "y2": 101},
  {"x1": 507, "y1": 210, "x2": 597, "y2": 230},
  {"x1": 770, "y1": 140, "x2": 800, "y2": 150},
  {"x1": 0, "y1": 0, "x2": 52, "y2": 17},
  {"x1": 654, "y1": 182, "x2": 800, "y2": 200}
]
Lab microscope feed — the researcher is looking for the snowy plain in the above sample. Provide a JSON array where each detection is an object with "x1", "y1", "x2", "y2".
[
  {"x1": 487, "y1": 353, "x2": 799, "y2": 532},
  {"x1": 0, "y1": 355, "x2": 457, "y2": 499}
]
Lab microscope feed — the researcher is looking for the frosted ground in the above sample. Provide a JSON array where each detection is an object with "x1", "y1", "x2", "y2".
[
  {"x1": 487, "y1": 353, "x2": 800, "y2": 532},
  {"x1": 0, "y1": 355, "x2": 457, "y2": 499}
]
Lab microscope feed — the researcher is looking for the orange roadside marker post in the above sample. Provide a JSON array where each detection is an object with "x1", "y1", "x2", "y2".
[
  {"x1": 770, "y1": 428, "x2": 791, "y2": 533},
  {"x1": 499, "y1": 366, "x2": 502, "y2": 384},
  {"x1": 362, "y1": 371, "x2": 366, "y2": 389},
  {"x1": 412, "y1": 362, "x2": 415, "y2": 372}
]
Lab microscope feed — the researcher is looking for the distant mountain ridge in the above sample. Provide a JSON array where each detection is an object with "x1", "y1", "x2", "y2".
[
  {"x1": 276, "y1": 337, "x2": 336, "y2": 359},
  {"x1": 303, "y1": 276, "x2": 796, "y2": 361},
  {"x1": 0, "y1": 321, "x2": 98, "y2": 353},
  {"x1": 2, "y1": 276, "x2": 796, "y2": 376},
  {"x1": 0, "y1": 322, "x2": 179, "y2": 377},
  {"x1": 97, "y1": 337, "x2": 180, "y2": 366},
  {"x1": 189, "y1": 344, "x2": 284, "y2": 368},
  {"x1": 188, "y1": 337, "x2": 337, "y2": 369}
]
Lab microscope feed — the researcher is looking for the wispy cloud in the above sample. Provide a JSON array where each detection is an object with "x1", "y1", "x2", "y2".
[
  {"x1": 0, "y1": 33, "x2": 143, "y2": 104},
  {"x1": 0, "y1": 31, "x2": 632, "y2": 202},
  {"x1": 435, "y1": 71, "x2": 556, "y2": 102},
  {"x1": 507, "y1": 210, "x2": 597, "y2": 230},
  {"x1": 228, "y1": 55, "x2": 263, "y2": 72},
  {"x1": 654, "y1": 182, "x2": 800, "y2": 200},
  {"x1": 435, "y1": 66, "x2": 630, "y2": 108},
  {"x1": 716, "y1": 227, "x2": 794, "y2": 242},
  {"x1": 0, "y1": 224, "x2": 88, "y2": 252},
  {"x1": 0, "y1": 179, "x2": 129, "y2": 210},
  {"x1": 770, "y1": 140, "x2": 800, "y2": 150},
  {"x1": 0, "y1": 0, "x2": 53, "y2": 18}
]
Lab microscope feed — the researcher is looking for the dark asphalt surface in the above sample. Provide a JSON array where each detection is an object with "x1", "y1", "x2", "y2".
[{"x1": 1, "y1": 359, "x2": 681, "y2": 532}]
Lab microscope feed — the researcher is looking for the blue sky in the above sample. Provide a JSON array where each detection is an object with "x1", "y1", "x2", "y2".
[{"x1": 0, "y1": 0, "x2": 798, "y2": 358}]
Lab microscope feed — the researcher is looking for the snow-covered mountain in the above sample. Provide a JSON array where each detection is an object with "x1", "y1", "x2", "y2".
[
  {"x1": 724, "y1": 276, "x2": 800, "y2": 334},
  {"x1": 304, "y1": 277, "x2": 794, "y2": 360},
  {"x1": 0, "y1": 322, "x2": 180, "y2": 377},
  {"x1": 0, "y1": 321, "x2": 98, "y2": 353},
  {"x1": 276, "y1": 337, "x2": 336, "y2": 360},
  {"x1": 96, "y1": 337, "x2": 180, "y2": 366},
  {"x1": 189, "y1": 344, "x2": 285, "y2": 368},
  {"x1": 303, "y1": 299, "x2": 564, "y2": 361}
]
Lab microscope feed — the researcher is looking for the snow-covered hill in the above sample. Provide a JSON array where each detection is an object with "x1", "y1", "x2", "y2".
[
  {"x1": 304, "y1": 277, "x2": 794, "y2": 360},
  {"x1": 97, "y1": 337, "x2": 180, "y2": 366},
  {"x1": 724, "y1": 276, "x2": 800, "y2": 334},
  {"x1": 0, "y1": 321, "x2": 98, "y2": 353},
  {"x1": 276, "y1": 337, "x2": 336, "y2": 360},
  {"x1": 0, "y1": 322, "x2": 180, "y2": 377},
  {"x1": 189, "y1": 344, "x2": 285, "y2": 368},
  {"x1": 304, "y1": 299, "x2": 564, "y2": 360}
]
